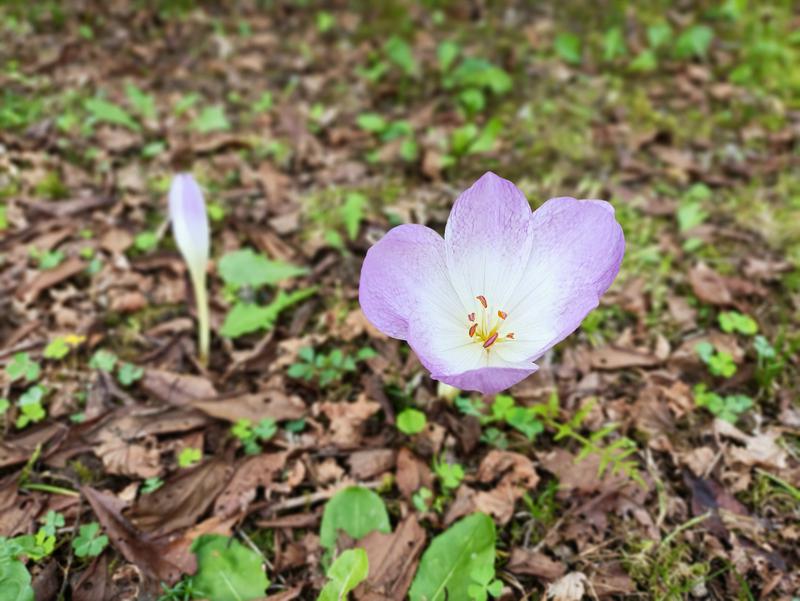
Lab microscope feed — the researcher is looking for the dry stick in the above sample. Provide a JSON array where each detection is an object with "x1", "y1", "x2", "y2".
[
  {"x1": 57, "y1": 496, "x2": 83, "y2": 600},
  {"x1": 236, "y1": 527, "x2": 286, "y2": 586},
  {"x1": 254, "y1": 480, "x2": 382, "y2": 517}
]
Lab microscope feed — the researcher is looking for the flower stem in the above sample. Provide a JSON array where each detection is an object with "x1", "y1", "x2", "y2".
[{"x1": 191, "y1": 269, "x2": 210, "y2": 364}]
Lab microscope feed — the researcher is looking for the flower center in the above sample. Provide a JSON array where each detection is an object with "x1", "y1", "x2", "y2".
[{"x1": 467, "y1": 295, "x2": 514, "y2": 351}]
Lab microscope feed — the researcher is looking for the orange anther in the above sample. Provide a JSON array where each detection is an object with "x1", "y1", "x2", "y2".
[
  {"x1": 497, "y1": 310, "x2": 507, "y2": 320},
  {"x1": 469, "y1": 323, "x2": 478, "y2": 337},
  {"x1": 476, "y1": 295, "x2": 488, "y2": 309},
  {"x1": 507, "y1": 332, "x2": 515, "y2": 339}
]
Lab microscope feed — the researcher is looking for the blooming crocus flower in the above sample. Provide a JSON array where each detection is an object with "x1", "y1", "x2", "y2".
[
  {"x1": 359, "y1": 172, "x2": 624, "y2": 395},
  {"x1": 169, "y1": 173, "x2": 211, "y2": 363}
]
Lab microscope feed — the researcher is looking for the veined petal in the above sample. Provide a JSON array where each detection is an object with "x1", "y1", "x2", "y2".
[
  {"x1": 359, "y1": 224, "x2": 461, "y2": 340},
  {"x1": 444, "y1": 172, "x2": 535, "y2": 311},
  {"x1": 497, "y1": 197, "x2": 624, "y2": 363},
  {"x1": 169, "y1": 174, "x2": 209, "y2": 276}
]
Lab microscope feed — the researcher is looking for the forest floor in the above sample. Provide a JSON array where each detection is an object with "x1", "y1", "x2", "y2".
[{"x1": 0, "y1": 2, "x2": 799, "y2": 600}]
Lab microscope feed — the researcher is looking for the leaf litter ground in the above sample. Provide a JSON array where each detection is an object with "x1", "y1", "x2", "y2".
[{"x1": 0, "y1": 2, "x2": 798, "y2": 600}]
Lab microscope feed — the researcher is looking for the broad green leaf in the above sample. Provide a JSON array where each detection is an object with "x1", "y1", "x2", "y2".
[
  {"x1": 260, "y1": 288, "x2": 317, "y2": 324},
  {"x1": 554, "y1": 33, "x2": 582, "y2": 65},
  {"x1": 320, "y1": 487, "x2": 391, "y2": 551},
  {"x1": 677, "y1": 202, "x2": 708, "y2": 232},
  {"x1": 603, "y1": 27, "x2": 627, "y2": 61},
  {"x1": 192, "y1": 105, "x2": 230, "y2": 133},
  {"x1": 675, "y1": 25, "x2": 713, "y2": 59},
  {"x1": 117, "y1": 362, "x2": 144, "y2": 386},
  {"x1": 221, "y1": 303, "x2": 270, "y2": 338},
  {"x1": 447, "y1": 58, "x2": 511, "y2": 95},
  {"x1": 341, "y1": 192, "x2": 367, "y2": 240},
  {"x1": 385, "y1": 36, "x2": 417, "y2": 76},
  {"x1": 125, "y1": 83, "x2": 157, "y2": 120},
  {"x1": 647, "y1": 22, "x2": 673, "y2": 49},
  {"x1": 85, "y1": 97, "x2": 140, "y2": 132},
  {"x1": 450, "y1": 123, "x2": 478, "y2": 156},
  {"x1": 89, "y1": 349, "x2": 117, "y2": 372},
  {"x1": 221, "y1": 288, "x2": 317, "y2": 338},
  {"x1": 718, "y1": 311, "x2": 758, "y2": 336},
  {"x1": 190, "y1": 534, "x2": 269, "y2": 601},
  {"x1": 397, "y1": 408, "x2": 427, "y2": 435},
  {"x1": 437, "y1": 40, "x2": 460, "y2": 71},
  {"x1": 356, "y1": 113, "x2": 387, "y2": 133},
  {"x1": 458, "y1": 88, "x2": 485, "y2": 115},
  {"x1": 504, "y1": 407, "x2": 544, "y2": 441},
  {"x1": 218, "y1": 249, "x2": 307, "y2": 289},
  {"x1": 317, "y1": 548, "x2": 369, "y2": 601},
  {"x1": 0, "y1": 558, "x2": 34, "y2": 601},
  {"x1": 409, "y1": 513, "x2": 496, "y2": 601},
  {"x1": 6, "y1": 353, "x2": 40, "y2": 383},
  {"x1": 629, "y1": 50, "x2": 657, "y2": 72},
  {"x1": 467, "y1": 117, "x2": 504, "y2": 155}
]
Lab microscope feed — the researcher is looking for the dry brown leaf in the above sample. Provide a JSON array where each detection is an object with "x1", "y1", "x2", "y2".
[
  {"x1": 82, "y1": 486, "x2": 183, "y2": 584},
  {"x1": 681, "y1": 446, "x2": 717, "y2": 477},
  {"x1": 592, "y1": 563, "x2": 636, "y2": 597},
  {"x1": 264, "y1": 587, "x2": 304, "y2": 601},
  {"x1": 446, "y1": 450, "x2": 540, "y2": 525},
  {"x1": 589, "y1": 345, "x2": 661, "y2": 370},
  {"x1": 70, "y1": 555, "x2": 112, "y2": 601},
  {"x1": 546, "y1": 572, "x2": 588, "y2": 601},
  {"x1": 395, "y1": 447, "x2": 433, "y2": 500},
  {"x1": 714, "y1": 420, "x2": 788, "y2": 470},
  {"x1": 141, "y1": 368, "x2": 218, "y2": 406},
  {"x1": 93, "y1": 429, "x2": 162, "y2": 479},
  {"x1": 214, "y1": 452, "x2": 288, "y2": 519},
  {"x1": 538, "y1": 448, "x2": 629, "y2": 496},
  {"x1": 354, "y1": 514, "x2": 426, "y2": 600},
  {"x1": 193, "y1": 390, "x2": 306, "y2": 423},
  {"x1": 688, "y1": 262, "x2": 733, "y2": 306},
  {"x1": 0, "y1": 423, "x2": 66, "y2": 469},
  {"x1": 317, "y1": 394, "x2": 380, "y2": 449},
  {"x1": 0, "y1": 478, "x2": 42, "y2": 536},
  {"x1": 348, "y1": 448, "x2": 396, "y2": 480},
  {"x1": 507, "y1": 548, "x2": 566, "y2": 581},
  {"x1": 17, "y1": 257, "x2": 86, "y2": 304},
  {"x1": 127, "y1": 458, "x2": 233, "y2": 536}
]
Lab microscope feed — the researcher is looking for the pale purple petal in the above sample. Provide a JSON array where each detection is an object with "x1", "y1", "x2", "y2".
[
  {"x1": 495, "y1": 197, "x2": 624, "y2": 364},
  {"x1": 405, "y1": 308, "x2": 537, "y2": 395},
  {"x1": 169, "y1": 173, "x2": 209, "y2": 275},
  {"x1": 359, "y1": 224, "x2": 461, "y2": 340},
  {"x1": 444, "y1": 172, "x2": 535, "y2": 311},
  {"x1": 436, "y1": 365, "x2": 539, "y2": 395}
]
